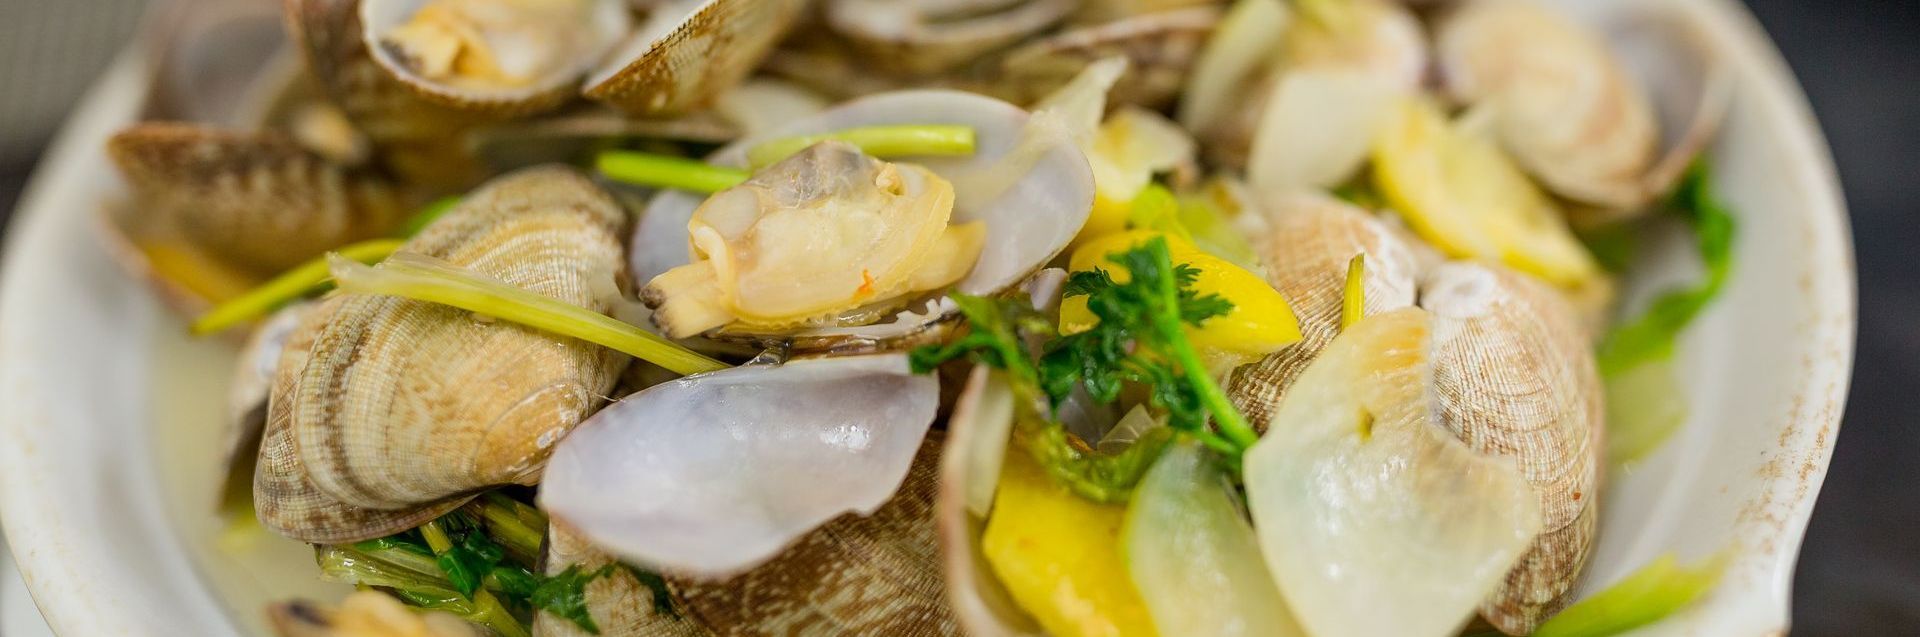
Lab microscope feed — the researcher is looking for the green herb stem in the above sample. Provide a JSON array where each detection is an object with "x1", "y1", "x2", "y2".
[
  {"x1": 1342, "y1": 254, "x2": 1366, "y2": 331},
  {"x1": 1533, "y1": 552, "x2": 1728, "y2": 637},
  {"x1": 394, "y1": 196, "x2": 462, "y2": 237},
  {"x1": 1144, "y1": 244, "x2": 1259, "y2": 451},
  {"x1": 746, "y1": 125, "x2": 977, "y2": 169},
  {"x1": 329, "y1": 254, "x2": 727, "y2": 376},
  {"x1": 468, "y1": 494, "x2": 548, "y2": 565},
  {"x1": 596, "y1": 151, "x2": 748, "y2": 194},
  {"x1": 421, "y1": 521, "x2": 530, "y2": 637},
  {"x1": 189, "y1": 239, "x2": 404, "y2": 335}
]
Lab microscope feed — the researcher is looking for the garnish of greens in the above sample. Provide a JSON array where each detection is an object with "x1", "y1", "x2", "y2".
[
  {"x1": 599, "y1": 124, "x2": 979, "y2": 191},
  {"x1": 189, "y1": 238, "x2": 403, "y2": 335},
  {"x1": 318, "y1": 495, "x2": 656, "y2": 636},
  {"x1": 1595, "y1": 161, "x2": 1737, "y2": 376},
  {"x1": 912, "y1": 237, "x2": 1253, "y2": 501},
  {"x1": 329, "y1": 252, "x2": 726, "y2": 376}
]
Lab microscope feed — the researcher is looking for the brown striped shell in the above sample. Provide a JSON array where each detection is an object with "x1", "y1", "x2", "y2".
[
  {"x1": 1228, "y1": 196, "x2": 1423, "y2": 432},
  {"x1": 583, "y1": 0, "x2": 807, "y2": 116},
  {"x1": 992, "y1": 7, "x2": 1222, "y2": 110},
  {"x1": 824, "y1": 0, "x2": 1078, "y2": 76},
  {"x1": 287, "y1": 0, "x2": 502, "y2": 191},
  {"x1": 106, "y1": 122, "x2": 408, "y2": 275},
  {"x1": 535, "y1": 523, "x2": 713, "y2": 637},
  {"x1": 221, "y1": 302, "x2": 315, "y2": 514},
  {"x1": 670, "y1": 434, "x2": 958, "y2": 637},
  {"x1": 269, "y1": 166, "x2": 628, "y2": 520},
  {"x1": 1420, "y1": 261, "x2": 1604, "y2": 634},
  {"x1": 254, "y1": 294, "x2": 468, "y2": 544}
]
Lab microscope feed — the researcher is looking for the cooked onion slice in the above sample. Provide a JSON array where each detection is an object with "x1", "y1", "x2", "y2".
[
  {"x1": 1243, "y1": 308, "x2": 1543, "y2": 637},
  {"x1": 538, "y1": 354, "x2": 938, "y2": 578}
]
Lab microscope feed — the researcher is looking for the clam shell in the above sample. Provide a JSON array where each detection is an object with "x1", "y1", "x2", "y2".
[
  {"x1": 254, "y1": 295, "x2": 467, "y2": 544},
  {"x1": 1228, "y1": 196, "x2": 1422, "y2": 432},
  {"x1": 824, "y1": 0, "x2": 1078, "y2": 76},
  {"x1": 1420, "y1": 262, "x2": 1604, "y2": 634},
  {"x1": 936, "y1": 368, "x2": 1045, "y2": 637},
  {"x1": 535, "y1": 523, "x2": 713, "y2": 637},
  {"x1": 993, "y1": 7, "x2": 1222, "y2": 110},
  {"x1": 287, "y1": 0, "x2": 500, "y2": 191},
  {"x1": 584, "y1": 0, "x2": 807, "y2": 116},
  {"x1": 1436, "y1": 0, "x2": 1725, "y2": 216},
  {"x1": 279, "y1": 166, "x2": 629, "y2": 512},
  {"x1": 632, "y1": 90, "x2": 1094, "y2": 352},
  {"x1": 671, "y1": 434, "x2": 958, "y2": 637},
  {"x1": 106, "y1": 122, "x2": 408, "y2": 275},
  {"x1": 220, "y1": 302, "x2": 314, "y2": 513},
  {"x1": 359, "y1": 0, "x2": 632, "y2": 116}
]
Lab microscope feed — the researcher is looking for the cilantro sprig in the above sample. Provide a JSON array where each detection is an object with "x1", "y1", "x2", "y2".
[{"x1": 914, "y1": 238, "x2": 1255, "y2": 500}]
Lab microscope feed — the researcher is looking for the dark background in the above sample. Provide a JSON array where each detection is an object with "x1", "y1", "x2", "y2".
[{"x1": 0, "y1": 1, "x2": 1913, "y2": 634}]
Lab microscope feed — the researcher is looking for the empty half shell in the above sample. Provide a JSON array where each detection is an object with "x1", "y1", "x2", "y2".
[
  {"x1": 360, "y1": 0, "x2": 631, "y2": 115},
  {"x1": 632, "y1": 90, "x2": 1094, "y2": 352},
  {"x1": 275, "y1": 166, "x2": 628, "y2": 514},
  {"x1": 1420, "y1": 261, "x2": 1604, "y2": 634},
  {"x1": 107, "y1": 123, "x2": 409, "y2": 276},
  {"x1": 669, "y1": 434, "x2": 958, "y2": 636},
  {"x1": 993, "y1": 7, "x2": 1223, "y2": 110},
  {"x1": 824, "y1": 0, "x2": 1078, "y2": 76},
  {"x1": 584, "y1": 0, "x2": 807, "y2": 116},
  {"x1": 1228, "y1": 195, "x2": 1422, "y2": 432}
]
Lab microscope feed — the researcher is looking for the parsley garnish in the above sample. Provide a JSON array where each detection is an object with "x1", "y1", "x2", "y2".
[{"x1": 914, "y1": 238, "x2": 1257, "y2": 500}]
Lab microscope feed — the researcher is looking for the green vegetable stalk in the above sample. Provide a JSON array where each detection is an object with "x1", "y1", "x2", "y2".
[
  {"x1": 596, "y1": 151, "x2": 749, "y2": 193},
  {"x1": 421, "y1": 520, "x2": 529, "y2": 637},
  {"x1": 1596, "y1": 161, "x2": 1737, "y2": 376},
  {"x1": 745, "y1": 124, "x2": 977, "y2": 169},
  {"x1": 1531, "y1": 552, "x2": 1729, "y2": 637},
  {"x1": 329, "y1": 252, "x2": 727, "y2": 376},
  {"x1": 189, "y1": 239, "x2": 403, "y2": 335}
]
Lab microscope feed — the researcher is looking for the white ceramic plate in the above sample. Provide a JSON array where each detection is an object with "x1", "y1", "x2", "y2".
[{"x1": 0, "y1": 0, "x2": 1853, "y2": 634}]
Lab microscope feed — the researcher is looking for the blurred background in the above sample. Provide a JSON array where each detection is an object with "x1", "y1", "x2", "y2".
[{"x1": 0, "y1": 0, "x2": 1913, "y2": 634}]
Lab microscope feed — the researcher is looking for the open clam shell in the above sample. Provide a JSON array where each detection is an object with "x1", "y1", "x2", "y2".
[
  {"x1": 584, "y1": 0, "x2": 808, "y2": 116},
  {"x1": 824, "y1": 0, "x2": 1079, "y2": 76},
  {"x1": 359, "y1": 0, "x2": 632, "y2": 116},
  {"x1": 1437, "y1": 0, "x2": 1727, "y2": 219},
  {"x1": 631, "y1": 89, "x2": 1095, "y2": 353},
  {"x1": 1227, "y1": 195, "x2": 1423, "y2": 432},
  {"x1": 270, "y1": 166, "x2": 629, "y2": 518},
  {"x1": 106, "y1": 122, "x2": 409, "y2": 276},
  {"x1": 936, "y1": 366, "x2": 1045, "y2": 637},
  {"x1": 220, "y1": 302, "x2": 314, "y2": 514},
  {"x1": 1420, "y1": 261, "x2": 1604, "y2": 634},
  {"x1": 287, "y1": 0, "x2": 502, "y2": 191}
]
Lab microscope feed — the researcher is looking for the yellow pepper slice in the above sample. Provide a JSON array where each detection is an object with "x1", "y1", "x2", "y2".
[
  {"x1": 1062, "y1": 230, "x2": 1302, "y2": 370},
  {"x1": 983, "y1": 451, "x2": 1160, "y2": 637}
]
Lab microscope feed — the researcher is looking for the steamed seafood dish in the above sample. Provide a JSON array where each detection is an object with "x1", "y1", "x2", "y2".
[{"x1": 107, "y1": 0, "x2": 1740, "y2": 635}]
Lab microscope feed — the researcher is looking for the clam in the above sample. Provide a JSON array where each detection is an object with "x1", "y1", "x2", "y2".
[
  {"x1": 262, "y1": 167, "x2": 628, "y2": 534},
  {"x1": 539, "y1": 353, "x2": 940, "y2": 578},
  {"x1": 360, "y1": 0, "x2": 631, "y2": 115},
  {"x1": 993, "y1": 7, "x2": 1223, "y2": 110},
  {"x1": 631, "y1": 90, "x2": 1094, "y2": 353},
  {"x1": 535, "y1": 523, "x2": 711, "y2": 636},
  {"x1": 934, "y1": 366, "x2": 1042, "y2": 637},
  {"x1": 254, "y1": 295, "x2": 467, "y2": 543},
  {"x1": 287, "y1": 0, "x2": 503, "y2": 191},
  {"x1": 1436, "y1": 0, "x2": 1728, "y2": 218},
  {"x1": 823, "y1": 0, "x2": 1079, "y2": 76},
  {"x1": 1227, "y1": 195, "x2": 1422, "y2": 431},
  {"x1": 642, "y1": 141, "x2": 983, "y2": 339},
  {"x1": 106, "y1": 123, "x2": 409, "y2": 277},
  {"x1": 1421, "y1": 261, "x2": 1603, "y2": 634},
  {"x1": 582, "y1": 0, "x2": 808, "y2": 116},
  {"x1": 668, "y1": 433, "x2": 958, "y2": 636}
]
